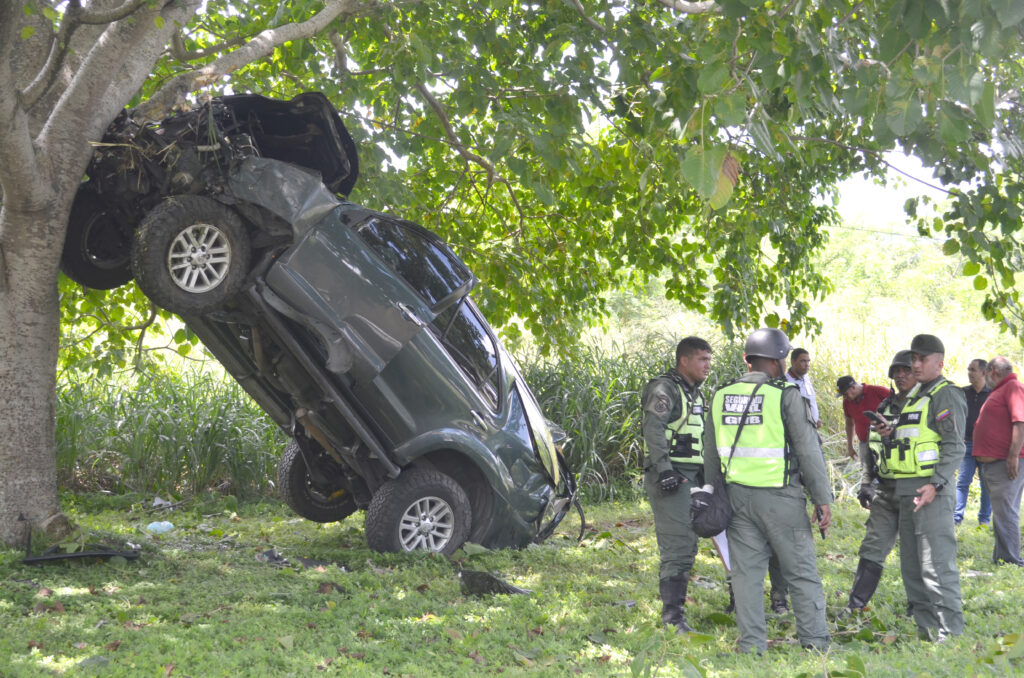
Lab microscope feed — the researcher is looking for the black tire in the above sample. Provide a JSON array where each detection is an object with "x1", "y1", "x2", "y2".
[
  {"x1": 278, "y1": 440, "x2": 358, "y2": 523},
  {"x1": 131, "y1": 195, "x2": 251, "y2": 314},
  {"x1": 60, "y1": 192, "x2": 134, "y2": 289},
  {"x1": 365, "y1": 469, "x2": 472, "y2": 555}
]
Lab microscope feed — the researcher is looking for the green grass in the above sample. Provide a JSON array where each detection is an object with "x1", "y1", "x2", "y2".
[{"x1": 0, "y1": 490, "x2": 1015, "y2": 677}]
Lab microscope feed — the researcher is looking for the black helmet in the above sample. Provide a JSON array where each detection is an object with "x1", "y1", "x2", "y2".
[
  {"x1": 744, "y1": 328, "x2": 792, "y2": 360},
  {"x1": 888, "y1": 350, "x2": 913, "y2": 379}
]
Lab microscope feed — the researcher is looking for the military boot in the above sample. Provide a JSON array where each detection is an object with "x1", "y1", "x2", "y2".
[
  {"x1": 769, "y1": 588, "x2": 789, "y2": 614},
  {"x1": 659, "y1": 574, "x2": 694, "y2": 633},
  {"x1": 847, "y1": 558, "x2": 883, "y2": 610}
]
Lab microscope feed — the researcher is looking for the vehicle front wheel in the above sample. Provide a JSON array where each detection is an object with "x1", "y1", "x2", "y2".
[
  {"x1": 365, "y1": 469, "x2": 471, "y2": 555},
  {"x1": 278, "y1": 440, "x2": 357, "y2": 523},
  {"x1": 131, "y1": 195, "x2": 251, "y2": 314}
]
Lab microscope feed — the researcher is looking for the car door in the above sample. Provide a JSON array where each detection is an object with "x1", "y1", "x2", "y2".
[{"x1": 264, "y1": 208, "x2": 474, "y2": 385}]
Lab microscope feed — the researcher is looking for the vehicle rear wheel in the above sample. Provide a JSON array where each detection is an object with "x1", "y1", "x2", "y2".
[
  {"x1": 60, "y1": 192, "x2": 134, "y2": 289},
  {"x1": 364, "y1": 469, "x2": 471, "y2": 555},
  {"x1": 278, "y1": 440, "x2": 357, "y2": 523},
  {"x1": 131, "y1": 195, "x2": 251, "y2": 314}
]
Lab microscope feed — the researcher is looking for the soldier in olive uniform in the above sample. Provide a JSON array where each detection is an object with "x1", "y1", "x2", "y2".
[
  {"x1": 841, "y1": 350, "x2": 917, "y2": 614},
  {"x1": 703, "y1": 328, "x2": 833, "y2": 653},
  {"x1": 642, "y1": 336, "x2": 713, "y2": 633},
  {"x1": 872, "y1": 334, "x2": 965, "y2": 641}
]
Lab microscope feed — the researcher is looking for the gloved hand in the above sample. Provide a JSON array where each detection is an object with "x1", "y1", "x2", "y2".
[
  {"x1": 658, "y1": 470, "x2": 683, "y2": 493},
  {"x1": 857, "y1": 485, "x2": 876, "y2": 509}
]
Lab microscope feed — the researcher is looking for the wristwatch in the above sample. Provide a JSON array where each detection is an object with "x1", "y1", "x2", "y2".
[{"x1": 932, "y1": 481, "x2": 945, "y2": 492}]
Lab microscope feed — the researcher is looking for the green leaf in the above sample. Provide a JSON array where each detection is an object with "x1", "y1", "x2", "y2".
[
  {"x1": 697, "y1": 64, "x2": 730, "y2": 94},
  {"x1": 992, "y1": 0, "x2": 1024, "y2": 28},
  {"x1": 885, "y1": 90, "x2": 923, "y2": 136},
  {"x1": 277, "y1": 635, "x2": 294, "y2": 650},
  {"x1": 681, "y1": 146, "x2": 727, "y2": 199},
  {"x1": 709, "y1": 170, "x2": 736, "y2": 210},
  {"x1": 847, "y1": 654, "x2": 867, "y2": 676},
  {"x1": 974, "y1": 275, "x2": 988, "y2": 290},
  {"x1": 942, "y1": 239, "x2": 960, "y2": 255},
  {"x1": 154, "y1": 15, "x2": 165, "y2": 29},
  {"x1": 714, "y1": 92, "x2": 747, "y2": 127},
  {"x1": 20, "y1": 25, "x2": 35, "y2": 40},
  {"x1": 977, "y1": 81, "x2": 995, "y2": 129},
  {"x1": 963, "y1": 261, "x2": 981, "y2": 276},
  {"x1": 705, "y1": 612, "x2": 736, "y2": 625}
]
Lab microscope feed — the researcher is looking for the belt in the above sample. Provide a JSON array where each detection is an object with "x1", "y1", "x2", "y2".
[{"x1": 975, "y1": 456, "x2": 1000, "y2": 464}]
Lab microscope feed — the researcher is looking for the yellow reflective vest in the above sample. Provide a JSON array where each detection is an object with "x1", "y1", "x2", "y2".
[
  {"x1": 642, "y1": 377, "x2": 706, "y2": 465},
  {"x1": 712, "y1": 379, "x2": 791, "y2": 488},
  {"x1": 879, "y1": 381, "x2": 947, "y2": 479}
]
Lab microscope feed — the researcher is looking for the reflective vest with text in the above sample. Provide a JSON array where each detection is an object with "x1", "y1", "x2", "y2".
[{"x1": 712, "y1": 380, "x2": 791, "y2": 488}]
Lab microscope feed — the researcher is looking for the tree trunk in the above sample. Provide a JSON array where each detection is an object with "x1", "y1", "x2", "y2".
[{"x1": 0, "y1": 204, "x2": 66, "y2": 547}]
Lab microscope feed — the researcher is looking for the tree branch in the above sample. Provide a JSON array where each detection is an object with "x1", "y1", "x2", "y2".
[
  {"x1": 170, "y1": 30, "x2": 246, "y2": 62},
  {"x1": 39, "y1": 0, "x2": 199, "y2": 163},
  {"x1": 657, "y1": 0, "x2": 720, "y2": 14},
  {"x1": 568, "y1": 0, "x2": 604, "y2": 32},
  {"x1": 135, "y1": 0, "x2": 365, "y2": 121},
  {"x1": 791, "y1": 135, "x2": 958, "y2": 196},
  {"x1": 0, "y1": 6, "x2": 45, "y2": 207},
  {"x1": 414, "y1": 84, "x2": 496, "y2": 184},
  {"x1": 20, "y1": 0, "x2": 153, "y2": 109}
]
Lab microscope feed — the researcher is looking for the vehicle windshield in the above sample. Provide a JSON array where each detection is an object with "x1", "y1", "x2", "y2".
[{"x1": 500, "y1": 348, "x2": 559, "y2": 486}]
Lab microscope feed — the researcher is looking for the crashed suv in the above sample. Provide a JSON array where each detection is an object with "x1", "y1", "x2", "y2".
[{"x1": 63, "y1": 92, "x2": 578, "y2": 554}]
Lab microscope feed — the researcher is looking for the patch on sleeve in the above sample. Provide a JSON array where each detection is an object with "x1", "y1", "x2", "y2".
[
  {"x1": 935, "y1": 409, "x2": 950, "y2": 421},
  {"x1": 653, "y1": 394, "x2": 671, "y2": 415},
  {"x1": 939, "y1": 417, "x2": 958, "y2": 435}
]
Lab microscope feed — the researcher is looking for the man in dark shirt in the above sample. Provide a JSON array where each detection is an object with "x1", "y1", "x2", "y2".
[{"x1": 955, "y1": 359, "x2": 991, "y2": 525}]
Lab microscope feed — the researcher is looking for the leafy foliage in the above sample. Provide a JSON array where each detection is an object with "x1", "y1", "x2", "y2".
[{"x1": 46, "y1": 0, "x2": 1024, "y2": 360}]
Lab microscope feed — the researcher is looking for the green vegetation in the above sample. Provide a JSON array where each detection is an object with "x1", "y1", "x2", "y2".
[
  {"x1": 56, "y1": 369, "x2": 285, "y2": 498},
  {"x1": 1, "y1": 493, "x2": 1017, "y2": 677}
]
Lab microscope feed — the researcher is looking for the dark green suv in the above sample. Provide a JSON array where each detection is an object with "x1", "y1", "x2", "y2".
[{"x1": 63, "y1": 93, "x2": 577, "y2": 554}]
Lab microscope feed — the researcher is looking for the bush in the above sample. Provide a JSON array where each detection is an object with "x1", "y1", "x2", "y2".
[{"x1": 56, "y1": 367, "x2": 285, "y2": 497}]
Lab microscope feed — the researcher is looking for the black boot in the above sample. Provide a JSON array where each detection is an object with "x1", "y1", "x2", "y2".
[
  {"x1": 847, "y1": 558, "x2": 884, "y2": 610},
  {"x1": 769, "y1": 588, "x2": 789, "y2": 614},
  {"x1": 725, "y1": 575, "x2": 735, "y2": 614},
  {"x1": 659, "y1": 574, "x2": 694, "y2": 633}
]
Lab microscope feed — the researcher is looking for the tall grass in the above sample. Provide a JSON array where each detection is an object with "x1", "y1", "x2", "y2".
[
  {"x1": 54, "y1": 341, "x2": 856, "y2": 502},
  {"x1": 520, "y1": 338, "x2": 748, "y2": 500},
  {"x1": 56, "y1": 368, "x2": 285, "y2": 497}
]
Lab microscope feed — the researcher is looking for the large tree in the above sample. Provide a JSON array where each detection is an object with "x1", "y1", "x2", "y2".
[{"x1": 2, "y1": 0, "x2": 1022, "y2": 545}]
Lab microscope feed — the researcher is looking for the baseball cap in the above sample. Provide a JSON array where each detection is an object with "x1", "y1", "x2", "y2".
[
  {"x1": 910, "y1": 334, "x2": 945, "y2": 356},
  {"x1": 835, "y1": 375, "x2": 856, "y2": 396}
]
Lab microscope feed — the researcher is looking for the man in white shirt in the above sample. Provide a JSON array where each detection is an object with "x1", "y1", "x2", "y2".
[{"x1": 786, "y1": 348, "x2": 822, "y2": 428}]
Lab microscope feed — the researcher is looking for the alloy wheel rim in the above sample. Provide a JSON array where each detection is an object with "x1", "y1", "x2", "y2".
[
  {"x1": 398, "y1": 496, "x2": 455, "y2": 551},
  {"x1": 168, "y1": 222, "x2": 232, "y2": 292}
]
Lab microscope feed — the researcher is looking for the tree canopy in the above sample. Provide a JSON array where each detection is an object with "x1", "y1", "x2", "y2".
[{"x1": 44, "y1": 0, "x2": 1024, "y2": 368}]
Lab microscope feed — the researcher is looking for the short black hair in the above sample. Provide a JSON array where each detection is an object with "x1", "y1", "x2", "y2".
[
  {"x1": 676, "y1": 336, "x2": 712, "y2": 363},
  {"x1": 791, "y1": 348, "x2": 809, "y2": 361},
  {"x1": 971, "y1": 358, "x2": 988, "y2": 371}
]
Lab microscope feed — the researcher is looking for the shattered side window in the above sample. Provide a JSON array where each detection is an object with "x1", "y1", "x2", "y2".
[
  {"x1": 430, "y1": 298, "x2": 499, "y2": 409},
  {"x1": 355, "y1": 217, "x2": 471, "y2": 310}
]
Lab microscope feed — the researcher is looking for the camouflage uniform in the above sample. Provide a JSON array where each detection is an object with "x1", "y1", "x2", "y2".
[
  {"x1": 703, "y1": 372, "x2": 833, "y2": 653},
  {"x1": 642, "y1": 370, "x2": 706, "y2": 631}
]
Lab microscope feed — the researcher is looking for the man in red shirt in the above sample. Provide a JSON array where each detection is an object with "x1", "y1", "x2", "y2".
[
  {"x1": 838, "y1": 376, "x2": 892, "y2": 460},
  {"x1": 973, "y1": 357, "x2": 1024, "y2": 566}
]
